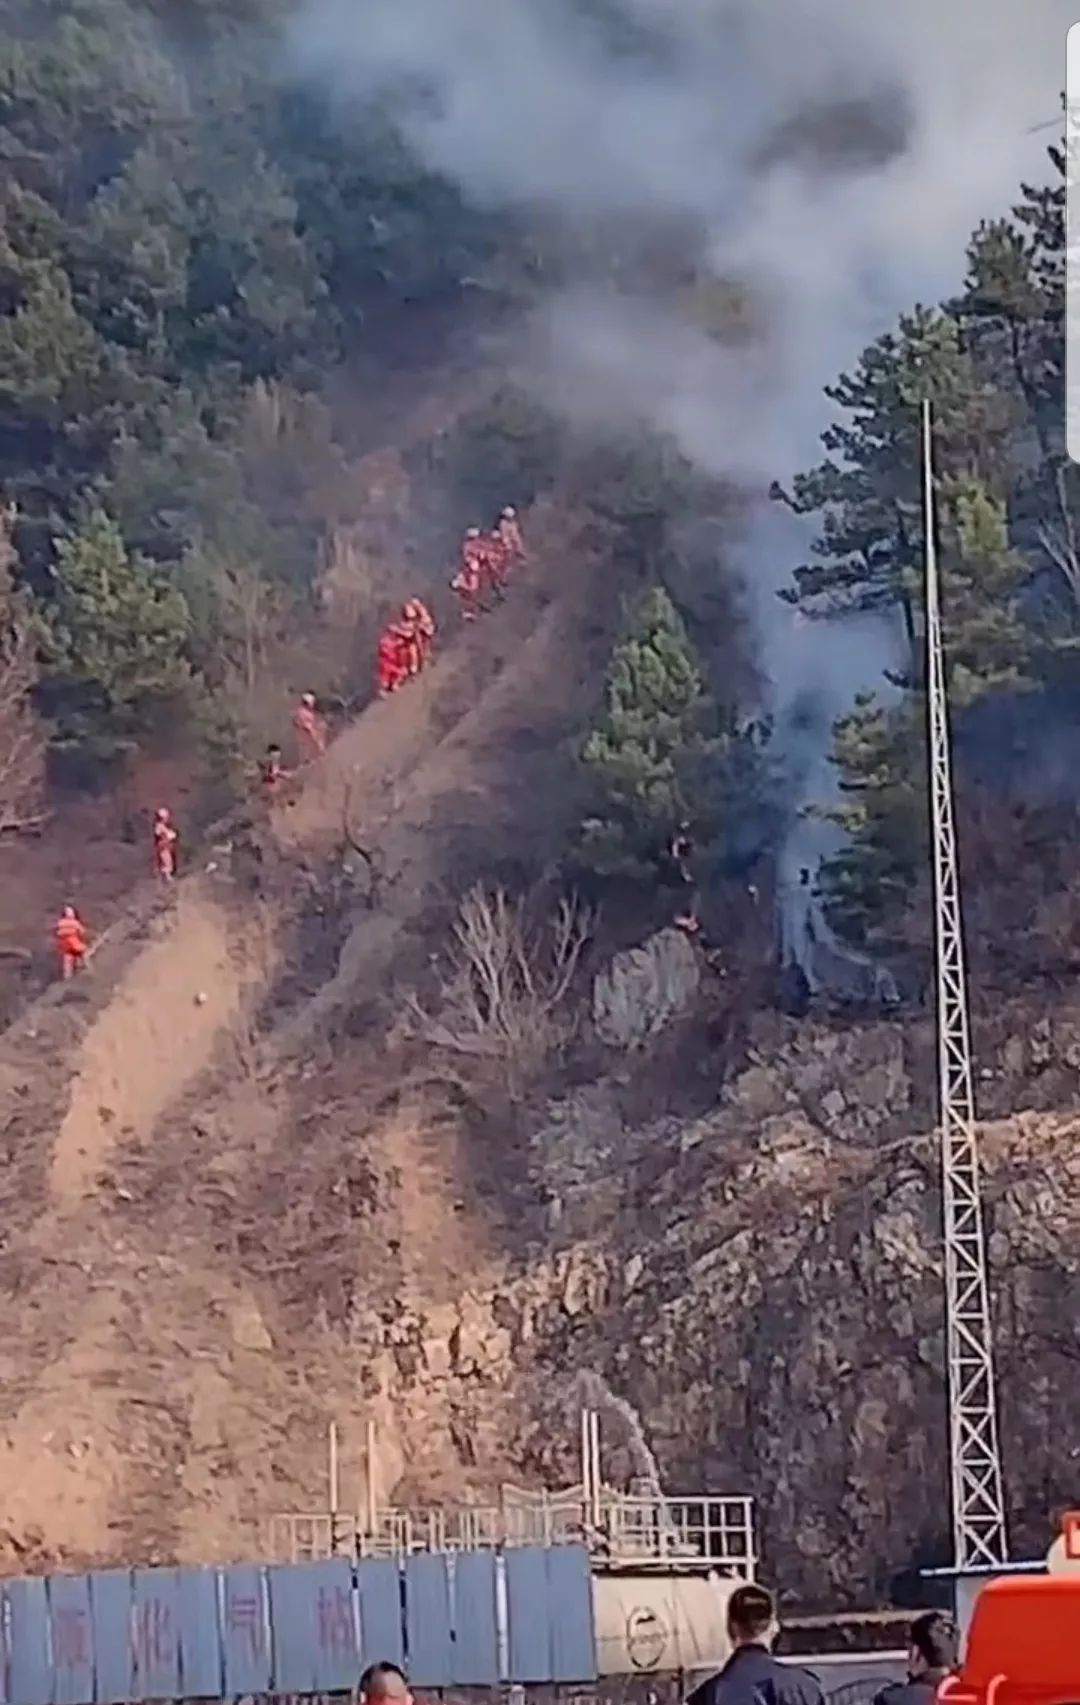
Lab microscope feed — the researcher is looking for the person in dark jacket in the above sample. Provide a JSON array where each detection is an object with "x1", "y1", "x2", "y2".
[
  {"x1": 871, "y1": 1611, "x2": 958, "y2": 1705},
  {"x1": 685, "y1": 1584, "x2": 824, "y2": 1705}
]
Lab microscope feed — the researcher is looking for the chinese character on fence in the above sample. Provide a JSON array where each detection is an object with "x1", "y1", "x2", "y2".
[
  {"x1": 132, "y1": 1598, "x2": 172, "y2": 1671},
  {"x1": 227, "y1": 1591, "x2": 263, "y2": 1657},
  {"x1": 317, "y1": 1586, "x2": 354, "y2": 1655},
  {"x1": 52, "y1": 1608, "x2": 90, "y2": 1669}
]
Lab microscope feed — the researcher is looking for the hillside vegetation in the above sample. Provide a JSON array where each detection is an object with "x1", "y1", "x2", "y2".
[{"x1": 0, "y1": 0, "x2": 1076, "y2": 1609}]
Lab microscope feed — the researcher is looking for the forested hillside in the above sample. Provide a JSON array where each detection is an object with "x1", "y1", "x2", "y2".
[
  {"x1": 0, "y1": 0, "x2": 1076, "y2": 1598},
  {"x1": 0, "y1": 0, "x2": 499, "y2": 789}
]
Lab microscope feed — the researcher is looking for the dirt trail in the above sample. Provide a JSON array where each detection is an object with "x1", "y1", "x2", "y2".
[{"x1": 50, "y1": 883, "x2": 258, "y2": 1209}]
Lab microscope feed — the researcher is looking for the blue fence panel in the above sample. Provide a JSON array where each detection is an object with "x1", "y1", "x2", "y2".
[
  {"x1": 268, "y1": 1560, "x2": 358, "y2": 1695},
  {"x1": 131, "y1": 1570, "x2": 180, "y2": 1701},
  {"x1": 547, "y1": 1545, "x2": 596, "y2": 1682},
  {"x1": 0, "y1": 1539, "x2": 592, "y2": 1703},
  {"x1": 88, "y1": 1572, "x2": 132, "y2": 1705},
  {"x1": 450, "y1": 1551, "x2": 499, "y2": 1687},
  {"x1": 47, "y1": 1574, "x2": 95, "y2": 1705},
  {"x1": 504, "y1": 1547, "x2": 551, "y2": 1683},
  {"x1": 220, "y1": 1566, "x2": 271, "y2": 1696},
  {"x1": 175, "y1": 1569, "x2": 221, "y2": 1700},
  {"x1": 309, "y1": 1560, "x2": 360, "y2": 1694},
  {"x1": 403, "y1": 1555, "x2": 451, "y2": 1688},
  {"x1": 6, "y1": 1577, "x2": 52, "y2": 1705},
  {"x1": 267, "y1": 1565, "x2": 317, "y2": 1696},
  {"x1": 356, "y1": 1560, "x2": 403, "y2": 1672}
]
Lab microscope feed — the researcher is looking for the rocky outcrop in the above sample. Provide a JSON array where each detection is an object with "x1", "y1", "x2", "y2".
[
  {"x1": 356, "y1": 1010, "x2": 1080, "y2": 1607},
  {"x1": 593, "y1": 929, "x2": 700, "y2": 1049}
]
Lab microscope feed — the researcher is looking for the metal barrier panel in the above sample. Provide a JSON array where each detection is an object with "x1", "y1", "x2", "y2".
[
  {"x1": 309, "y1": 1560, "x2": 359, "y2": 1694},
  {"x1": 450, "y1": 1552, "x2": 498, "y2": 1687},
  {"x1": 0, "y1": 1538, "x2": 595, "y2": 1701},
  {"x1": 504, "y1": 1547, "x2": 551, "y2": 1683},
  {"x1": 546, "y1": 1544, "x2": 595, "y2": 1682},
  {"x1": 268, "y1": 1561, "x2": 358, "y2": 1696},
  {"x1": 131, "y1": 1570, "x2": 180, "y2": 1701},
  {"x1": 47, "y1": 1573, "x2": 95, "y2": 1705},
  {"x1": 175, "y1": 1569, "x2": 221, "y2": 1700},
  {"x1": 220, "y1": 1566, "x2": 272, "y2": 1696},
  {"x1": 88, "y1": 1572, "x2": 133, "y2": 1705},
  {"x1": 403, "y1": 1555, "x2": 451, "y2": 1687},
  {"x1": 356, "y1": 1559, "x2": 403, "y2": 1671},
  {"x1": 268, "y1": 1565, "x2": 318, "y2": 1696},
  {"x1": 6, "y1": 1577, "x2": 52, "y2": 1705}
]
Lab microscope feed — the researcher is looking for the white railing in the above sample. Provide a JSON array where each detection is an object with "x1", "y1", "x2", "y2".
[{"x1": 269, "y1": 1491, "x2": 755, "y2": 1576}]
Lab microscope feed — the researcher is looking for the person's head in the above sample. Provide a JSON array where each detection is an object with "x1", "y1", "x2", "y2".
[
  {"x1": 502, "y1": 506, "x2": 516, "y2": 519},
  {"x1": 727, "y1": 1583, "x2": 777, "y2": 1649},
  {"x1": 908, "y1": 1611, "x2": 958, "y2": 1678},
  {"x1": 155, "y1": 806, "x2": 170, "y2": 822},
  {"x1": 267, "y1": 743, "x2": 281, "y2": 759},
  {"x1": 359, "y1": 1661, "x2": 411, "y2": 1705},
  {"x1": 466, "y1": 526, "x2": 481, "y2": 538},
  {"x1": 62, "y1": 904, "x2": 76, "y2": 919},
  {"x1": 302, "y1": 691, "x2": 316, "y2": 708}
]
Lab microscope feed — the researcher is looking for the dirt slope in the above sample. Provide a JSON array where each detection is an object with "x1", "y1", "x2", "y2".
[{"x1": 0, "y1": 508, "x2": 615, "y2": 1569}]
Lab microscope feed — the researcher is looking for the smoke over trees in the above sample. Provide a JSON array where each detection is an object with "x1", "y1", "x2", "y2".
[
  {"x1": 787, "y1": 147, "x2": 1072, "y2": 953},
  {"x1": 0, "y1": 0, "x2": 1073, "y2": 1000}
]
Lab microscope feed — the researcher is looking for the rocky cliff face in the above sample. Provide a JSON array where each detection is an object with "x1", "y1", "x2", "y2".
[
  {"x1": 3, "y1": 836, "x2": 1078, "y2": 1609},
  {"x1": 333, "y1": 946, "x2": 1080, "y2": 1608}
]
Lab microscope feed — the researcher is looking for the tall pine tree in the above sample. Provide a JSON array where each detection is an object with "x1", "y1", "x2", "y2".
[{"x1": 772, "y1": 306, "x2": 1019, "y2": 668}]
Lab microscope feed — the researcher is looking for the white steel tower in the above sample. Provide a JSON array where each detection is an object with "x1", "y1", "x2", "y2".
[{"x1": 921, "y1": 399, "x2": 1008, "y2": 1568}]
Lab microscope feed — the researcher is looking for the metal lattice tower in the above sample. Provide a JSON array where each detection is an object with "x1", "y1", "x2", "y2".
[{"x1": 921, "y1": 400, "x2": 1008, "y2": 1569}]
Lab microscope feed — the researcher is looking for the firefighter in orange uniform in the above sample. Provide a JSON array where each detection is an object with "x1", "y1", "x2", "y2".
[
  {"x1": 261, "y1": 744, "x2": 288, "y2": 801},
  {"x1": 54, "y1": 905, "x2": 89, "y2": 980},
  {"x1": 403, "y1": 599, "x2": 435, "y2": 668},
  {"x1": 153, "y1": 807, "x2": 178, "y2": 880},
  {"x1": 376, "y1": 625, "x2": 408, "y2": 695},
  {"x1": 293, "y1": 692, "x2": 327, "y2": 762},
  {"x1": 481, "y1": 530, "x2": 509, "y2": 602},
  {"x1": 452, "y1": 529, "x2": 485, "y2": 620},
  {"x1": 495, "y1": 505, "x2": 526, "y2": 568}
]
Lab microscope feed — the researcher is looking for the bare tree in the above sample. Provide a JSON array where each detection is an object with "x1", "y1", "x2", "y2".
[
  {"x1": 410, "y1": 886, "x2": 593, "y2": 1089},
  {"x1": 1036, "y1": 464, "x2": 1080, "y2": 618},
  {"x1": 0, "y1": 504, "x2": 44, "y2": 837}
]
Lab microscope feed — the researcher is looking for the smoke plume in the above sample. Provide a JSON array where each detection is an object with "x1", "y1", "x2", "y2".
[{"x1": 288, "y1": 0, "x2": 1067, "y2": 918}]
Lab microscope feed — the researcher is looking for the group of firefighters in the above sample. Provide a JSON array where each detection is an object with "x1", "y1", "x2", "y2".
[
  {"x1": 53, "y1": 807, "x2": 178, "y2": 979},
  {"x1": 51, "y1": 506, "x2": 528, "y2": 982},
  {"x1": 375, "y1": 503, "x2": 526, "y2": 695}
]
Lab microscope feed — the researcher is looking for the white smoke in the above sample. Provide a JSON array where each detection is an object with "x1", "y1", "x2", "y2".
[{"x1": 288, "y1": 0, "x2": 1066, "y2": 935}]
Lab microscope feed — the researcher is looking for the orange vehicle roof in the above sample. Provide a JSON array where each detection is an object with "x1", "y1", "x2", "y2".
[{"x1": 960, "y1": 1576, "x2": 1080, "y2": 1689}]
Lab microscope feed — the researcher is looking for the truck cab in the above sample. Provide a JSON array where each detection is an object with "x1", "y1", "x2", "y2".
[{"x1": 938, "y1": 1576, "x2": 1080, "y2": 1705}]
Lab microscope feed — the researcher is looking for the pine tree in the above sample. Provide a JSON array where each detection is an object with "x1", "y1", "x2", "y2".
[
  {"x1": 578, "y1": 587, "x2": 711, "y2": 880},
  {"x1": 818, "y1": 693, "x2": 924, "y2": 951},
  {"x1": 934, "y1": 475, "x2": 1033, "y2": 705},
  {"x1": 956, "y1": 144, "x2": 1078, "y2": 642},
  {"x1": 772, "y1": 306, "x2": 1018, "y2": 667},
  {"x1": 42, "y1": 508, "x2": 195, "y2": 761},
  {"x1": 0, "y1": 505, "x2": 44, "y2": 835},
  {"x1": 819, "y1": 478, "x2": 1031, "y2": 948}
]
